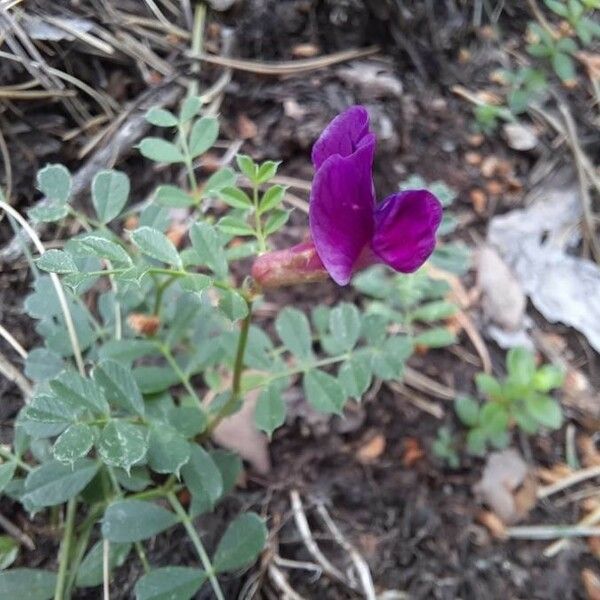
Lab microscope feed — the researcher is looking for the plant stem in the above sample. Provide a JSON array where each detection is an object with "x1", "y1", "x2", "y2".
[
  {"x1": 54, "y1": 498, "x2": 77, "y2": 600},
  {"x1": 167, "y1": 492, "x2": 224, "y2": 600},
  {"x1": 153, "y1": 274, "x2": 177, "y2": 315},
  {"x1": 204, "y1": 299, "x2": 252, "y2": 435},
  {"x1": 178, "y1": 123, "x2": 198, "y2": 193},
  {"x1": 252, "y1": 184, "x2": 267, "y2": 253},
  {"x1": 0, "y1": 446, "x2": 32, "y2": 472},
  {"x1": 159, "y1": 344, "x2": 204, "y2": 411}
]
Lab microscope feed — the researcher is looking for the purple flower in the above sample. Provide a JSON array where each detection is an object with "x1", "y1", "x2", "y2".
[
  {"x1": 309, "y1": 105, "x2": 442, "y2": 285},
  {"x1": 252, "y1": 106, "x2": 442, "y2": 289}
]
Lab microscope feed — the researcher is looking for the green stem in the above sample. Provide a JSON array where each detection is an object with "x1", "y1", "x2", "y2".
[
  {"x1": 54, "y1": 498, "x2": 77, "y2": 600},
  {"x1": 167, "y1": 492, "x2": 224, "y2": 600},
  {"x1": 204, "y1": 299, "x2": 252, "y2": 435},
  {"x1": 159, "y1": 344, "x2": 204, "y2": 411},
  {"x1": 178, "y1": 123, "x2": 198, "y2": 193},
  {"x1": 252, "y1": 184, "x2": 266, "y2": 253},
  {"x1": 0, "y1": 447, "x2": 32, "y2": 472},
  {"x1": 153, "y1": 275, "x2": 177, "y2": 315}
]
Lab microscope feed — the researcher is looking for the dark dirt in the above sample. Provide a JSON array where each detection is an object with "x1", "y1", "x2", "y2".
[{"x1": 0, "y1": 0, "x2": 599, "y2": 598}]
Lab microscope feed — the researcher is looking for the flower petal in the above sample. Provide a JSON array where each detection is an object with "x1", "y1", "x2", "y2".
[
  {"x1": 371, "y1": 189, "x2": 442, "y2": 273},
  {"x1": 311, "y1": 105, "x2": 372, "y2": 170},
  {"x1": 309, "y1": 140, "x2": 376, "y2": 285}
]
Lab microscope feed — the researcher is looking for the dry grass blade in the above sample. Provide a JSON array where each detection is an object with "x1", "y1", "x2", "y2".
[
  {"x1": 268, "y1": 565, "x2": 307, "y2": 600},
  {"x1": 387, "y1": 381, "x2": 445, "y2": 418},
  {"x1": 404, "y1": 366, "x2": 455, "y2": 401},
  {"x1": 0, "y1": 349, "x2": 32, "y2": 399},
  {"x1": 0, "y1": 123, "x2": 12, "y2": 200},
  {"x1": 44, "y1": 16, "x2": 115, "y2": 55},
  {"x1": 544, "y1": 504, "x2": 600, "y2": 557},
  {"x1": 538, "y1": 465, "x2": 600, "y2": 499},
  {"x1": 0, "y1": 89, "x2": 76, "y2": 99},
  {"x1": 186, "y1": 45, "x2": 380, "y2": 75},
  {"x1": 0, "y1": 323, "x2": 27, "y2": 359},
  {"x1": 0, "y1": 511, "x2": 35, "y2": 550}
]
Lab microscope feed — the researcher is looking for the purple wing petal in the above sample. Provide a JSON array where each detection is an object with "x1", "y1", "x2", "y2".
[
  {"x1": 312, "y1": 105, "x2": 372, "y2": 170},
  {"x1": 371, "y1": 189, "x2": 443, "y2": 273},
  {"x1": 309, "y1": 140, "x2": 376, "y2": 285}
]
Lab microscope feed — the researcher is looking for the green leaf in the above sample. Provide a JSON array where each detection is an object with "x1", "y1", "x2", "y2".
[
  {"x1": 264, "y1": 209, "x2": 289, "y2": 235},
  {"x1": 99, "y1": 339, "x2": 159, "y2": 362},
  {"x1": 411, "y1": 300, "x2": 457, "y2": 322},
  {"x1": 181, "y1": 444, "x2": 223, "y2": 516},
  {"x1": 147, "y1": 424, "x2": 190, "y2": 476},
  {"x1": 179, "y1": 96, "x2": 201, "y2": 122},
  {"x1": 102, "y1": 500, "x2": 178, "y2": 543},
  {"x1": 202, "y1": 167, "x2": 236, "y2": 196},
  {"x1": 154, "y1": 184, "x2": 195, "y2": 208},
  {"x1": 372, "y1": 336, "x2": 413, "y2": 380},
  {"x1": 50, "y1": 371, "x2": 109, "y2": 415},
  {"x1": 76, "y1": 541, "x2": 131, "y2": 588},
  {"x1": 93, "y1": 360, "x2": 145, "y2": 416},
  {"x1": 0, "y1": 569, "x2": 57, "y2": 600},
  {"x1": 526, "y1": 395, "x2": 563, "y2": 429},
  {"x1": 190, "y1": 222, "x2": 228, "y2": 278},
  {"x1": 544, "y1": 0, "x2": 570, "y2": 16},
  {"x1": 213, "y1": 513, "x2": 267, "y2": 573},
  {"x1": 329, "y1": 303, "x2": 361, "y2": 352},
  {"x1": 22, "y1": 459, "x2": 99, "y2": 507},
  {"x1": 218, "y1": 215, "x2": 254, "y2": 236},
  {"x1": 36, "y1": 250, "x2": 78, "y2": 274},
  {"x1": 258, "y1": 185, "x2": 285, "y2": 214},
  {"x1": 28, "y1": 201, "x2": 69, "y2": 223},
  {"x1": 255, "y1": 384, "x2": 286, "y2": 437},
  {"x1": 0, "y1": 462, "x2": 16, "y2": 495},
  {"x1": 414, "y1": 327, "x2": 457, "y2": 348},
  {"x1": 0, "y1": 536, "x2": 19, "y2": 570},
  {"x1": 145, "y1": 107, "x2": 178, "y2": 127},
  {"x1": 52, "y1": 423, "x2": 94, "y2": 464},
  {"x1": 37, "y1": 164, "x2": 71, "y2": 203},
  {"x1": 236, "y1": 154, "x2": 257, "y2": 181},
  {"x1": 168, "y1": 406, "x2": 207, "y2": 437},
  {"x1": 131, "y1": 226, "x2": 181, "y2": 267},
  {"x1": 135, "y1": 567, "x2": 206, "y2": 600},
  {"x1": 139, "y1": 138, "x2": 185, "y2": 164},
  {"x1": 218, "y1": 186, "x2": 253, "y2": 209},
  {"x1": 275, "y1": 307, "x2": 313, "y2": 360},
  {"x1": 189, "y1": 117, "x2": 219, "y2": 157},
  {"x1": 24, "y1": 348, "x2": 63, "y2": 382},
  {"x1": 506, "y1": 347, "x2": 536, "y2": 386},
  {"x1": 77, "y1": 235, "x2": 132, "y2": 266},
  {"x1": 20, "y1": 393, "x2": 79, "y2": 438},
  {"x1": 466, "y1": 428, "x2": 487, "y2": 455},
  {"x1": 114, "y1": 467, "x2": 152, "y2": 492},
  {"x1": 304, "y1": 369, "x2": 346, "y2": 415},
  {"x1": 479, "y1": 403, "x2": 509, "y2": 436},
  {"x1": 338, "y1": 356, "x2": 372, "y2": 399},
  {"x1": 134, "y1": 366, "x2": 180, "y2": 394},
  {"x1": 92, "y1": 170, "x2": 130, "y2": 223},
  {"x1": 475, "y1": 373, "x2": 502, "y2": 399},
  {"x1": 98, "y1": 421, "x2": 147, "y2": 472},
  {"x1": 180, "y1": 273, "x2": 213, "y2": 294},
  {"x1": 552, "y1": 52, "x2": 576, "y2": 82},
  {"x1": 210, "y1": 450, "x2": 242, "y2": 496},
  {"x1": 256, "y1": 160, "x2": 280, "y2": 184},
  {"x1": 454, "y1": 395, "x2": 480, "y2": 427},
  {"x1": 533, "y1": 364, "x2": 565, "y2": 392},
  {"x1": 219, "y1": 289, "x2": 248, "y2": 321}
]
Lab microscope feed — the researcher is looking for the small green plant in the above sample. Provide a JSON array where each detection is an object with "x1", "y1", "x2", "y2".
[
  {"x1": 545, "y1": 0, "x2": 600, "y2": 45},
  {"x1": 455, "y1": 347, "x2": 564, "y2": 455},
  {"x1": 432, "y1": 426, "x2": 460, "y2": 468},
  {"x1": 526, "y1": 22, "x2": 579, "y2": 82}
]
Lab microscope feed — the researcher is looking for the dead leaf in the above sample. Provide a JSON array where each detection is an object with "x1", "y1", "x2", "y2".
[
  {"x1": 503, "y1": 122, "x2": 538, "y2": 151},
  {"x1": 402, "y1": 437, "x2": 424, "y2": 468},
  {"x1": 124, "y1": 215, "x2": 139, "y2": 230},
  {"x1": 473, "y1": 449, "x2": 535, "y2": 524},
  {"x1": 166, "y1": 223, "x2": 187, "y2": 248},
  {"x1": 356, "y1": 433, "x2": 386, "y2": 464},
  {"x1": 236, "y1": 114, "x2": 258, "y2": 140},
  {"x1": 337, "y1": 62, "x2": 403, "y2": 98},
  {"x1": 579, "y1": 436, "x2": 600, "y2": 468},
  {"x1": 536, "y1": 463, "x2": 573, "y2": 484},
  {"x1": 209, "y1": 387, "x2": 271, "y2": 475},
  {"x1": 476, "y1": 245, "x2": 526, "y2": 332},
  {"x1": 467, "y1": 133, "x2": 484, "y2": 147},
  {"x1": 582, "y1": 569, "x2": 600, "y2": 600},
  {"x1": 485, "y1": 179, "x2": 504, "y2": 196},
  {"x1": 465, "y1": 152, "x2": 482, "y2": 166},
  {"x1": 469, "y1": 188, "x2": 487, "y2": 214},
  {"x1": 476, "y1": 510, "x2": 507, "y2": 539},
  {"x1": 127, "y1": 313, "x2": 160, "y2": 336}
]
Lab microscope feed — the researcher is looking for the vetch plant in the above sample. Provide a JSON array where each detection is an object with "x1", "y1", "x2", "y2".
[{"x1": 0, "y1": 102, "x2": 441, "y2": 599}]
